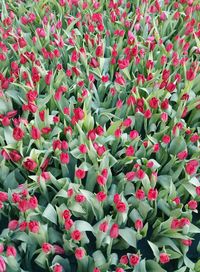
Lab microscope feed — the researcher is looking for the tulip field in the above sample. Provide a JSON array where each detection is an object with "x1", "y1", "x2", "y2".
[{"x1": 0, "y1": 0, "x2": 199, "y2": 271}]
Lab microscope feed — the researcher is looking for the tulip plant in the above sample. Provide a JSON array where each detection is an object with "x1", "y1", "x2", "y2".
[{"x1": 0, "y1": 0, "x2": 199, "y2": 271}]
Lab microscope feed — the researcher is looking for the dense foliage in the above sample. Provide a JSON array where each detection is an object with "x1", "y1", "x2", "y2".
[{"x1": 0, "y1": 0, "x2": 200, "y2": 271}]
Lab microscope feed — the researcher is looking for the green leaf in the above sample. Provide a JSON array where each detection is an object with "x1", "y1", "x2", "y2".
[
  {"x1": 4, "y1": 170, "x2": 18, "y2": 190},
  {"x1": 148, "y1": 241, "x2": 160, "y2": 259},
  {"x1": 34, "y1": 252, "x2": 47, "y2": 269},
  {"x1": 4, "y1": 127, "x2": 16, "y2": 144},
  {"x1": 168, "y1": 136, "x2": 186, "y2": 155},
  {"x1": 6, "y1": 256, "x2": 20, "y2": 271},
  {"x1": 43, "y1": 204, "x2": 57, "y2": 224},
  {"x1": 195, "y1": 260, "x2": 200, "y2": 272},
  {"x1": 146, "y1": 260, "x2": 166, "y2": 272},
  {"x1": 74, "y1": 220, "x2": 94, "y2": 232},
  {"x1": 52, "y1": 256, "x2": 71, "y2": 271},
  {"x1": 93, "y1": 250, "x2": 106, "y2": 267},
  {"x1": 119, "y1": 228, "x2": 137, "y2": 248},
  {"x1": 106, "y1": 120, "x2": 122, "y2": 136}
]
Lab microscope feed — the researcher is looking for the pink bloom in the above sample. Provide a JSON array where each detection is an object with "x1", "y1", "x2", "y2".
[
  {"x1": 75, "y1": 247, "x2": 85, "y2": 260},
  {"x1": 0, "y1": 256, "x2": 6, "y2": 272},
  {"x1": 110, "y1": 223, "x2": 119, "y2": 238},
  {"x1": 129, "y1": 254, "x2": 140, "y2": 266},
  {"x1": 160, "y1": 253, "x2": 170, "y2": 264}
]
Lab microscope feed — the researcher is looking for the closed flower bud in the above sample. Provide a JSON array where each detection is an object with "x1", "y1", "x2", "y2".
[
  {"x1": 75, "y1": 169, "x2": 86, "y2": 179},
  {"x1": 147, "y1": 188, "x2": 158, "y2": 201},
  {"x1": 28, "y1": 221, "x2": 40, "y2": 233},
  {"x1": 23, "y1": 158, "x2": 37, "y2": 171},
  {"x1": 135, "y1": 189, "x2": 145, "y2": 200},
  {"x1": 60, "y1": 152, "x2": 70, "y2": 164},
  {"x1": 71, "y1": 230, "x2": 82, "y2": 241},
  {"x1": 99, "y1": 221, "x2": 109, "y2": 232},
  {"x1": 31, "y1": 126, "x2": 41, "y2": 140},
  {"x1": 116, "y1": 201, "x2": 126, "y2": 213},
  {"x1": 13, "y1": 127, "x2": 24, "y2": 141},
  {"x1": 110, "y1": 223, "x2": 119, "y2": 238},
  {"x1": 8, "y1": 220, "x2": 18, "y2": 230},
  {"x1": 129, "y1": 254, "x2": 140, "y2": 266},
  {"x1": 75, "y1": 247, "x2": 85, "y2": 260},
  {"x1": 135, "y1": 219, "x2": 143, "y2": 230},
  {"x1": 0, "y1": 256, "x2": 6, "y2": 272},
  {"x1": 42, "y1": 243, "x2": 52, "y2": 254},
  {"x1": 159, "y1": 253, "x2": 170, "y2": 264},
  {"x1": 53, "y1": 264, "x2": 63, "y2": 272},
  {"x1": 188, "y1": 200, "x2": 197, "y2": 210},
  {"x1": 6, "y1": 246, "x2": 17, "y2": 257}
]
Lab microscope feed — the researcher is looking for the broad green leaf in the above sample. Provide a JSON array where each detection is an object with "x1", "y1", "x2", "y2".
[
  {"x1": 119, "y1": 228, "x2": 137, "y2": 248},
  {"x1": 43, "y1": 204, "x2": 57, "y2": 224}
]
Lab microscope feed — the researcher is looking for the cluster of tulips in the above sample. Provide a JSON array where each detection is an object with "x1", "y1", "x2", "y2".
[{"x1": 0, "y1": 0, "x2": 199, "y2": 271}]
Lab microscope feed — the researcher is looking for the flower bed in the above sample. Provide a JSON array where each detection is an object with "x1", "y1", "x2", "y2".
[{"x1": 0, "y1": 0, "x2": 200, "y2": 271}]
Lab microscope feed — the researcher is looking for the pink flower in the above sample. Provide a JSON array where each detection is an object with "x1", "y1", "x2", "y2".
[
  {"x1": 120, "y1": 255, "x2": 128, "y2": 264},
  {"x1": 160, "y1": 253, "x2": 170, "y2": 264},
  {"x1": 9, "y1": 150, "x2": 22, "y2": 162},
  {"x1": 96, "y1": 45, "x2": 103, "y2": 57},
  {"x1": 23, "y1": 158, "x2": 37, "y2": 171},
  {"x1": 53, "y1": 264, "x2": 63, "y2": 272},
  {"x1": 71, "y1": 230, "x2": 82, "y2": 241},
  {"x1": 188, "y1": 200, "x2": 197, "y2": 210},
  {"x1": 13, "y1": 127, "x2": 24, "y2": 141},
  {"x1": 60, "y1": 153, "x2": 70, "y2": 164},
  {"x1": 6, "y1": 246, "x2": 17, "y2": 257},
  {"x1": 162, "y1": 135, "x2": 171, "y2": 144},
  {"x1": 147, "y1": 188, "x2": 158, "y2": 201},
  {"x1": 96, "y1": 191, "x2": 107, "y2": 202},
  {"x1": 0, "y1": 256, "x2": 6, "y2": 272},
  {"x1": 75, "y1": 169, "x2": 86, "y2": 179},
  {"x1": 135, "y1": 219, "x2": 143, "y2": 230},
  {"x1": 28, "y1": 221, "x2": 40, "y2": 233},
  {"x1": 149, "y1": 97, "x2": 159, "y2": 109},
  {"x1": 110, "y1": 223, "x2": 119, "y2": 239},
  {"x1": 42, "y1": 243, "x2": 52, "y2": 253},
  {"x1": 75, "y1": 247, "x2": 85, "y2": 260},
  {"x1": 8, "y1": 220, "x2": 18, "y2": 230},
  {"x1": 186, "y1": 68, "x2": 196, "y2": 81},
  {"x1": 135, "y1": 189, "x2": 145, "y2": 200},
  {"x1": 185, "y1": 160, "x2": 198, "y2": 175},
  {"x1": 129, "y1": 254, "x2": 140, "y2": 266},
  {"x1": 65, "y1": 219, "x2": 74, "y2": 230},
  {"x1": 97, "y1": 175, "x2": 106, "y2": 186},
  {"x1": 116, "y1": 201, "x2": 126, "y2": 213},
  {"x1": 177, "y1": 150, "x2": 188, "y2": 160},
  {"x1": 126, "y1": 146, "x2": 135, "y2": 156},
  {"x1": 99, "y1": 221, "x2": 109, "y2": 232}
]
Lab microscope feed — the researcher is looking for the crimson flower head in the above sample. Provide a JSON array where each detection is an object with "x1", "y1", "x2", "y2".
[
  {"x1": 23, "y1": 158, "x2": 37, "y2": 171},
  {"x1": 53, "y1": 264, "x2": 63, "y2": 272},
  {"x1": 60, "y1": 152, "x2": 70, "y2": 164},
  {"x1": 71, "y1": 230, "x2": 82, "y2": 241},
  {"x1": 160, "y1": 253, "x2": 170, "y2": 264},
  {"x1": 42, "y1": 243, "x2": 52, "y2": 254},
  {"x1": 185, "y1": 160, "x2": 198, "y2": 175},
  {"x1": 129, "y1": 254, "x2": 140, "y2": 266},
  {"x1": 13, "y1": 127, "x2": 24, "y2": 141},
  {"x1": 116, "y1": 201, "x2": 126, "y2": 213},
  {"x1": 31, "y1": 126, "x2": 41, "y2": 140},
  {"x1": 110, "y1": 223, "x2": 119, "y2": 239},
  {"x1": 0, "y1": 256, "x2": 6, "y2": 272},
  {"x1": 75, "y1": 247, "x2": 85, "y2": 260},
  {"x1": 75, "y1": 169, "x2": 86, "y2": 179},
  {"x1": 99, "y1": 221, "x2": 109, "y2": 232},
  {"x1": 148, "y1": 188, "x2": 158, "y2": 201},
  {"x1": 135, "y1": 219, "x2": 143, "y2": 230},
  {"x1": 28, "y1": 221, "x2": 40, "y2": 233}
]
